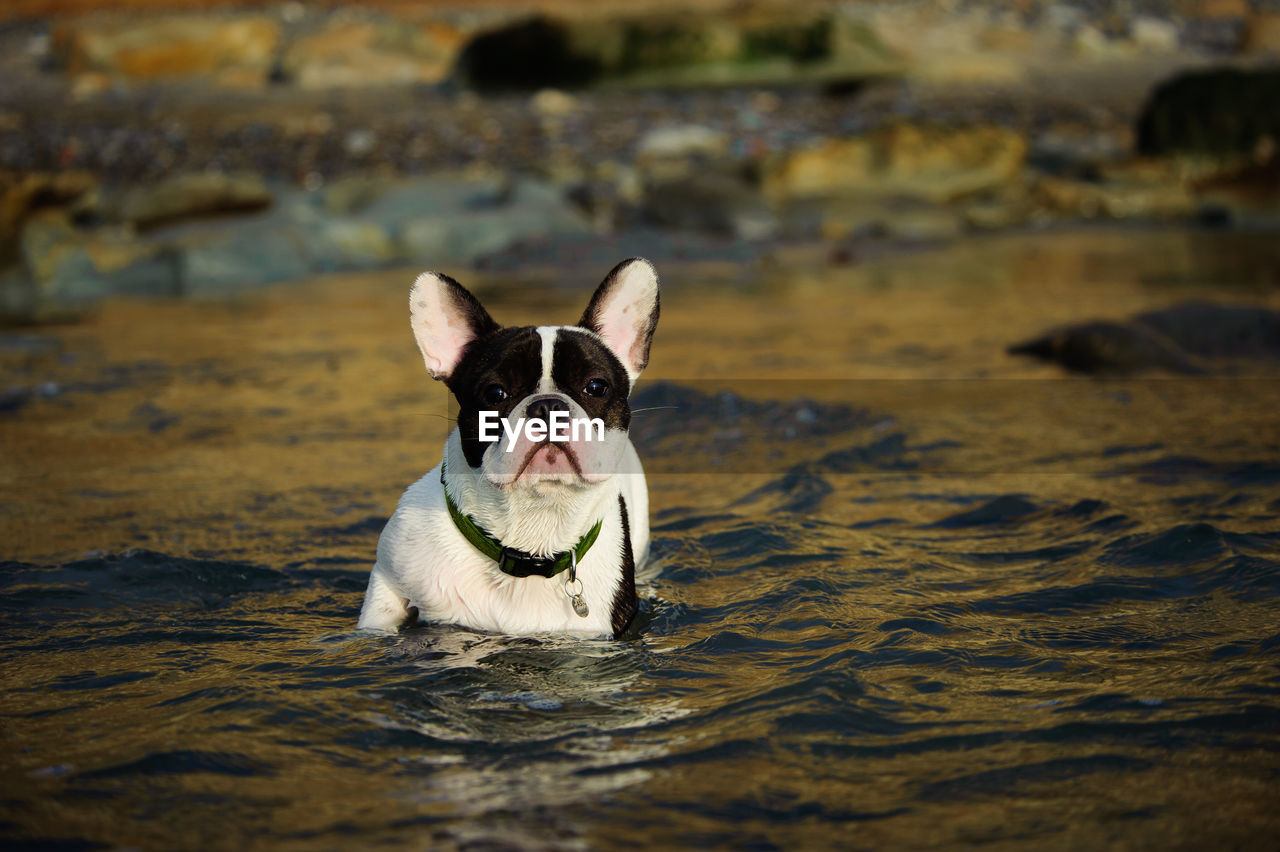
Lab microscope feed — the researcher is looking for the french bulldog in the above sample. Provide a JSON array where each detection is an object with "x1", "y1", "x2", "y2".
[{"x1": 357, "y1": 258, "x2": 659, "y2": 639}]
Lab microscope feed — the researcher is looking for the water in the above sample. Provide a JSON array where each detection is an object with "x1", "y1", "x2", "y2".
[{"x1": 3, "y1": 228, "x2": 1279, "y2": 848}]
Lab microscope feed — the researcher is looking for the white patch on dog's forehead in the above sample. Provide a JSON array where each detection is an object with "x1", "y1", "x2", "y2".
[{"x1": 536, "y1": 326, "x2": 557, "y2": 393}]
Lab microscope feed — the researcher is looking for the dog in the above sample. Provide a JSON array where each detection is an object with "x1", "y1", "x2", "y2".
[{"x1": 357, "y1": 258, "x2": 659, "y2": 639}]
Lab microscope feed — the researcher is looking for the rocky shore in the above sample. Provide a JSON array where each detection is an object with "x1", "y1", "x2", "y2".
[{"x1": 2, "y1": 0, "x2": 1279, "y2": 321}]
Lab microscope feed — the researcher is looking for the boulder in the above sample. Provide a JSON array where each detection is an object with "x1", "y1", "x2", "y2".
[
  {"x1": 280, "y1": 19, "x2": 465, "y2": 89},
  {"x1": 641, "y1": 171, "x2": 777, "y2": 242},
  {"x1": 399, "y1": 180, "x2": 592, "y2": 266},
  {"x1": 765, "y1": 123, "x2": 1027, "y2": 204},
  {"x1": 1192, "y1": 159, "x2": 1280, "y2": 227},
  {"x1": 301, "y1": 219, "x2": 397, "y2": 273},
  {"x1": 118, "y1": 172, "x2": 272, "y2": 230},
  {"x1": 52, "y1": 15, "x2": 279, "y2": 86},
  {"x1": 1243, "y1": 13, "x2": 1280, "y2": 54},
  {"x1": 1032, "y1": 173, "x2": 1196, "y2": 221},
  {"x1": 1010, "y1": 303, "x2": 1280, "y2": 374},
  {"x1": 455, "y1": 10, "x2": 898, "y2": 91},
  {"x1": 0, "y1": 171, "x2": 97, "y2": 263},
  {"x1": 637, "y1": 125, "x2": 729, "y2": 160},
  {"x1": 7, "y1": 209, "x2": 182, "y2": 321},
  {"x1": 176, "y1": 222, "x2": 310, "y2": 296}
]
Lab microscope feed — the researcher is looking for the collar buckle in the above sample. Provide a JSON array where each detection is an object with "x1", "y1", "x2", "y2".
[{"x1": 498, "y1": 546, "x2": 559, "y2": 579}]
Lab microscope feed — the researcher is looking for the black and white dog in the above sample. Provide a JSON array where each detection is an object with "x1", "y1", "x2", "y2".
[{"x1": 357, "y1": 259, "x2": 659, "y2": 638}]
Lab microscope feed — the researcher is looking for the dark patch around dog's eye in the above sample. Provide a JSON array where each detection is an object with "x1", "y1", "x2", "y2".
[
  {"x1": 447, "y1": 327, "x2": 544, "y2": 467},
  {"x1": 552, "y1": 330, "x2": 631, "y2": 430}
]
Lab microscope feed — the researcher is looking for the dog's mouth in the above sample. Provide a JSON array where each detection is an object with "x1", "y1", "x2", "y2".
[{"x1": 514, "y1": 441, "x2": 583, "y2": 481}]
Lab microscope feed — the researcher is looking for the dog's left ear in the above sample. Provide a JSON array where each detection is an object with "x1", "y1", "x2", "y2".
[{"x1": 579, "y1": 258, "x2": 660, "y2": 384}]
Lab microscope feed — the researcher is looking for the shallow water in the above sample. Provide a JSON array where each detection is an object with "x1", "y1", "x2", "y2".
[{"x1": 3, "y1": 228, "x2": 1279, "y2": 849}]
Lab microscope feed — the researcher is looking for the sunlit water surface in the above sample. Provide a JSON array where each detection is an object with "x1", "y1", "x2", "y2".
[{"x1": 3, "y1": 228, "x2": 1279, "y2": 849}]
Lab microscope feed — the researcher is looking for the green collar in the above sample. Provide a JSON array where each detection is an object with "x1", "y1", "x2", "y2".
[{"x1": 441, "y1": 463, "x2": 603, "y2": 579}]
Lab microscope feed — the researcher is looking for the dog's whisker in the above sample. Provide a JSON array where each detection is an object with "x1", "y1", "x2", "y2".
[{"x1": 404, "y1": 412, "x2": 458, "y2": 422}]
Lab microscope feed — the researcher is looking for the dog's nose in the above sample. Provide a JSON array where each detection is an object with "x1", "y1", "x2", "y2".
[{"x1": 525, "y1": 395, "x2": 569, "y2": 423}]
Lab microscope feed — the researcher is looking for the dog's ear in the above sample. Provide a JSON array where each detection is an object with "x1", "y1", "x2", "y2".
[
  {"x1": 578, "y1": 258, "x2": 660, "y2": 383},
  {"x1": 409, "y1": 272, "x2": 499, "y2": 380}
]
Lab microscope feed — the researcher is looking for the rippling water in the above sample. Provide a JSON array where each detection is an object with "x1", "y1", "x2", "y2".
[
  {"x1": 3, "y1": 230, "x2": 1280, "y2": 848},
  {"x1": 5, "y1": 393, "x2": 1280, "y2": 848}
]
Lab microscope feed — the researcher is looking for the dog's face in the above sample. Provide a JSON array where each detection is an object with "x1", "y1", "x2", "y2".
[{"x1": 409, "y1": 258, "x2": 659, "y2": 491}]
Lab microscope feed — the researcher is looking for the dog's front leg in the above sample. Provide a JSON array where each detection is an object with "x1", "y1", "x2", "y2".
[{"x1": 356, "y1": 565, "x2": 411, "y2": 631}]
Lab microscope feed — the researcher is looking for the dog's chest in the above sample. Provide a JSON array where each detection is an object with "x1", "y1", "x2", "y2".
[{"x1": 420, "y1": 517, "x2": 626, "y2": 637}]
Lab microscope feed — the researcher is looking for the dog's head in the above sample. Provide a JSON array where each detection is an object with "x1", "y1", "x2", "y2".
[{"x1": 410, "y1": 258, "x2": 659, "y2": 492}]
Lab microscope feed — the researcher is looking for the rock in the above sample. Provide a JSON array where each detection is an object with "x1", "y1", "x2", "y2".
[
  {"x1": 1009, "y1": 303, "x2": 1280, "y2": 374},
  {"x1": 1243, "y1": 13, "x2": 1280, "y2": 54},
  {"x1": 400, "y1": 180, "x2": 592, "y2": 266},
  {"x1": 1009, "y1": 321, "x2": 1201, "y2": 374},
  {"x1": 0, "y1": 171, "x2": 97, "y2": 263},
  {"x1": 18, "y1": 210, "x2": 79, "y2": 284},
  {"x1": 1032, "y1": 173, "x2": 1195, "y2": 221},
  {"x1": 1192, "y1": 159, "x2": 1280, "y2": 227},
  {"x1": 1190, "y1": 0, "x2": 1250, "y2": 19},
  {"x1": 765, "y1": 123, "x2": 1027, "y2": 205},
  {"x1": 52, "y1": 15, "x2": 279, "y2": 86},
  {"x1": 637, "y1": 125, "x2": 729, "y2": 160},
  {"x1": 280, "y1": 19, "x2": 464, "y2": 89},
  {"x1": 1131, "y1": 17, "x2": 1181, "y2": 53},
  {"x1": 530, "y1": 89, "x2": 579, "y2": 117},
  {"x1": 301, "y1": 219, "x2": 396, "y2": 273},
  {"x1": 177, "y1": 222, "x2": 310, "y2": 295},
  {"x1": 348, "y1": 174, "x2": 505, "y2": 226},
  {"x1": 9, "y1": 210, "x2": 182, "y2": 321},
  {"x1": 118, "y1": 173, "x2": 272, "y2": 230},
  {"x1": 807, "y1": 197, "x2": 964, "y2": 242},
  {"x1": 962, "y1": 197, "x2": 1031, "y2": 231},
  {"x1": 1136, "y1": 68, "x2": 1280, "y2": 159},
  {"x1": 642, "y1": 171, "x2": 777, "y2": 241},
  {"x1": 455, "y1": 10, "x2": 897, "y2": 92}
]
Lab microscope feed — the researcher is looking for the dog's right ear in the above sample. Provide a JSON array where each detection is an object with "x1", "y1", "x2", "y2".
[{"x1": 409, "y1": 272, "x2": 499, "y2": 381}]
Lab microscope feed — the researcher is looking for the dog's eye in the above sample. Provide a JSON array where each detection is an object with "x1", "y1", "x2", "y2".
[
  {"x1": 583, "y1": 378, "x2": 610, "y2": 398},
  {"x1": 482, "y1": 384, "x2": 509, "y2": 405}
]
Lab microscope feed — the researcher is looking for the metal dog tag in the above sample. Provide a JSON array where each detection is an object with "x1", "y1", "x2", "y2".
[{"x1": 565, "y1": 554, "x2": 589, "y2": 618}]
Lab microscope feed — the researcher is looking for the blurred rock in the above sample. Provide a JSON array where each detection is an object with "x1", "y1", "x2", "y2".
[
  {"x1": 118, "y1": 173, "x2": 272, "y2": 230},
  {"x1": 642, "y1": 170, "x2": 777, "y2": 241},
  {"x1": 637, "y1": 125, "x2": 729, "y2": 159},
  {"x1": 52, "y1": 15, "x2": 279, "y2": 86},
  {"x1": 455, "y1": 10, "x2": 898, "y2": 91},
  {"x1": 805, "y1": 197, "x2": 964, "y2": 242},
  {"x1": 1, "y1": 170, "x2": 598, "y2": 318},
  {"x1": 301, "y1": 219, "x2": 397, "y2": 273},
  {"x1": 398, "y1": 178, "x2": 592, "y2": 265},
  {"x1": 7, "y1": 209, "x2": 180, "y2": 321},
  {"x1": 1243, "y1": 13, "x2": 1280, "y2": 54},
  {"x1": 1131, "y1": 17, "x2": 1181, "y2": 53},
  {"x1": 765, "y1": 123, "x2": 1028, "y2": 204},
  {"x1": 177, "y1": 223, "x2": 310, "y2": 295},
  {"x1": 530, "y1": 89, "x2": 579, "y2": 117},
  {"x1": 1192, "y1": 159, "x2": 1280, "y2": 226},
  {"x1": 1, "y1": 171, "x2": 97, "y2": 262},
  {"x1": 1032, "y1": 171, "x2": 1195, "y2": 221},
  {"x1": 280, "y1": 19, "x2": 465, "y2": 89},
  {"x1": 1010, "y1": 303, "x2": 1280, "y2": 374}
]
